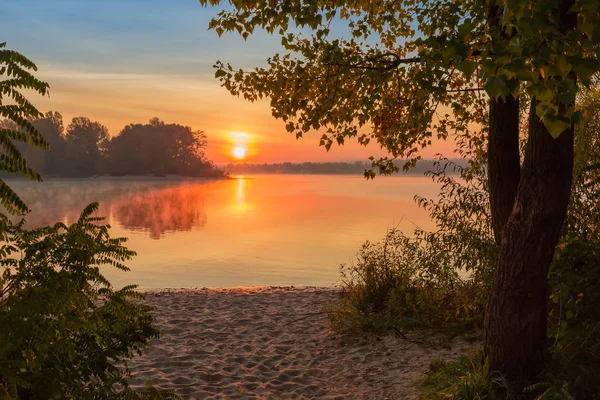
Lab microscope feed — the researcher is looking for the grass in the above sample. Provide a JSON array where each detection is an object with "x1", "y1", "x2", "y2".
[{"x1": 419, "y1": 352, "x2": 517, "y2": 400}]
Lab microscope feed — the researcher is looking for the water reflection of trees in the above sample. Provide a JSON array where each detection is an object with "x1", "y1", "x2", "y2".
[
  {"x1": 10, "y1": 180, "x2": 208, "y2": 239},
  {"x1": 110, "y1": 185, "x2": 207, "y2": 239}
]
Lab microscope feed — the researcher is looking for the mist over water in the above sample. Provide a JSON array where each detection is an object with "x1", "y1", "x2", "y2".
[{"x1": 9, "y1": 175, "x2": 439, "y2": 289}]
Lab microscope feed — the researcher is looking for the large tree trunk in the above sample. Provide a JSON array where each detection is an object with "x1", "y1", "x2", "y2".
[
  {"x1": 488, "y1": 96, "x2": 521, "y2": 243},
  {"x1": 484, "y1": 101, "x2": 574, "y2": 382}
]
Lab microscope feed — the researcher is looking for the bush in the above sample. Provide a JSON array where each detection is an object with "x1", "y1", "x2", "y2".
[
  {"x1": 541, "y1": 237, "x2": 600, "y2": 399},
  {"x1": 327, "y1": 147, "x2": 495, "y2": 335},
  {"x1": 0, "y1": 203, "x2": 177, "y2": 399},
  {"x1": 327, "y1": 227, "x2": 485, "y2": 334}
]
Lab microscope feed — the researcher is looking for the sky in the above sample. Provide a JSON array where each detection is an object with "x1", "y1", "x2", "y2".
[{"x1": 2, "y1": 0, "x2": 453, "y2": 164}]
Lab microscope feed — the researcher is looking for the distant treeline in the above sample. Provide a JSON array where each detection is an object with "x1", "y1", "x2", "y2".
[
  {"x1": 225, "y1": 160, "x2": 467, "y2": 175},
  {"x1": 0, "y1": 112, "x2": 225, "y2": 178}
]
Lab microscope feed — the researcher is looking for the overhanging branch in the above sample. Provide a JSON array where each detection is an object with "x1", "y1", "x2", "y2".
[
  {"x1": 324, "y1": 50, "x2": 484, "y2": 72},
  {"x1": 324, "y1": 53, "x2": 421, "y2": 71}
]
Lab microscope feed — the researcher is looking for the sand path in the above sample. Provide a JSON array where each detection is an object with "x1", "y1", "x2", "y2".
[{"x1": 127, "y1": 287, "x2": 477, "y2": 399}]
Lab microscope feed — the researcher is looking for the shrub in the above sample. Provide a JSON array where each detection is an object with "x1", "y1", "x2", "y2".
[
  {"x1": 327, "y1": 226, "x2": 486, "y2": 334},
  {"x1": 542, "y1": 237, "x2": 600, "y2": 399},
  {"x1": 327, "y1": 149, "x2": 494, "y2": 334},
  {"x1": 0, "y1": 203, "x2": 177, "y2": 399}
]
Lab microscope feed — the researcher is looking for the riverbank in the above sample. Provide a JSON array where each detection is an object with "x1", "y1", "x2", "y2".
[
  {"x1": 2, "y1": 174, "x2": 230, "y2": 182},
  {"x1": 127, "y1": 287, "x2": 479, "y2": 399}
]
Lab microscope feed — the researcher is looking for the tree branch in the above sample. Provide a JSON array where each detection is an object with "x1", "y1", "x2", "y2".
[{"x1": 323, "y1": 50, "x2": 484, "y2": 72}]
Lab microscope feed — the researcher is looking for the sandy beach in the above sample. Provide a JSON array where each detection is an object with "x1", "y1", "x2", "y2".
[{"x1": 127, "y1": 287, "x2": 478, "y2": 399}]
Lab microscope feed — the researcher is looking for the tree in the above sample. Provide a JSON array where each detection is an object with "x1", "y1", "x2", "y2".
[
  {"x1": 0, "y1": 42, "x2": 48, "y2": 214},
  {"x1": 108, "y1": 118, "x2": 211, "y2": 176},
  {"x1": 0, "y1": 111, "x2": 67, "y2": 178},
  {"x1": 65, "y1": 117, "x2": 109, "y2": 176},
  {"x1": 32, "y1": 111, "x2": 67, "y2": 176},
  {"x1": 198, "y1": 0, "x2": 600, "y2": 384}
]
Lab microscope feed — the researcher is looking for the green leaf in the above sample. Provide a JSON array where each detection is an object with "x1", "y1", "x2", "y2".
[
  {"x1": 214, "y1": 69, "x2": 227, "y2": 78},
  {"x1": 460, "y1": 60, "x2": 477, "y2": 79},
  {"x1": 543, "y1": 116, "x2": 570, "y2": 138},
  {"x1": 457, "y1": 22, "x2": 473, "y2": 40},
  {"x1": 536, "y1": 102, "x2": 557, "y2": 120},
  {"x1": 529, "y1": 81, "x2": 554, "y2": 102},
  {"x1": 0, "y1": 43, "x2": 48, "y2": 215},
  {"x1": 571, "y1": 109, "x2": 583, "y2": 125},
  {"x1": 503, "y1": 58, "x2": 527, "y2": 79},
  {"x1": 556, "y1": 55, "x2": 571, "y2": 79},
  {"x1": 571, "y1": 57, "x2": 599, "y2": 85},
  {"x1": 485, "y1": 76, "x2": 508, "y2": 99}
]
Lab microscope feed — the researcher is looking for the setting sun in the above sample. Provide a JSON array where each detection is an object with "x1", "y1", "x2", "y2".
[{"x1": 232, "y1": 145, "x2": 247, "y2": 160}]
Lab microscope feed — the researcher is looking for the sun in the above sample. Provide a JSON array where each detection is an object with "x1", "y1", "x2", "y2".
[{"x1": 232, "y1": 145, "x2": 247, "y2": 160}]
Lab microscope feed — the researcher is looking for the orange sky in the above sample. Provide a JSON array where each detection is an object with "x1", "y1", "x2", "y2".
[
  {"x1": 6, "y1": 1, "x2": 457, "y2": 166},
  {"x1": 33, "y1": 64, "x2": 455, "y2": 165}
]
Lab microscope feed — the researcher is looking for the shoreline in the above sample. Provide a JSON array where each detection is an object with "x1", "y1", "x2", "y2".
[
  {"x1": 139, "y1": 285, "x2": 343, "y2": 293},
  {"x1": 2, "y1": 174, "x2": 231, "y2": 182},
  {"x1": 128, "y1": 287, "x2": 479, "y2": 399}
]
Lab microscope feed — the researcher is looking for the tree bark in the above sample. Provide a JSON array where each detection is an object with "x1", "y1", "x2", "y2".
[
  {"x1": 488, "y1": 96, "x2": 521, "y2": 244},
  {"x1": 484, "y1": 101, "x2": 574, "y2": 382}
]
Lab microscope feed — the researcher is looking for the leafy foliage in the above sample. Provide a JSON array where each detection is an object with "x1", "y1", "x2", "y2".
[
  {"x1": 199, "y1": 0, "x2": 600, "y2": 173},
  {"x1": 0, "y1": 203, "x2": 178, "y2": 399},
  {"x1": 327, "y1": 227, "x2": 485, "y2": 334},
  {"x1": 0, "y1": 42, "x2": 49, "y2": 214}
]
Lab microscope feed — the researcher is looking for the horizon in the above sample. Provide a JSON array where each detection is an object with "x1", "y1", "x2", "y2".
[{"x1": 1, "y1": 0, "x2": 455, "y2": 165}]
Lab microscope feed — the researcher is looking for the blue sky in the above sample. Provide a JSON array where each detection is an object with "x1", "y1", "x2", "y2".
[{"x1": 3, "y1": 1, "x2": 275, "y2": 72}]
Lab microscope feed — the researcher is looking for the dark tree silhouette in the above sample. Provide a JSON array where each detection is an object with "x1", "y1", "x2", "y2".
[
  {"x1": 64, "y1": 117, "x2": 110, "y2": 176},
  {"x1": 31, "y1": 112, "x2": 67, "y2": 176},
  {"x1": 108, "y1": 118, "x2": 219, "y2": 177},
  {"x1": 1, "y1": 114, "x2": 224, "y2": 178}
]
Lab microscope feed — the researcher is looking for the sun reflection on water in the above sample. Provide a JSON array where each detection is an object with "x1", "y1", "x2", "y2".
[
  {"x1": 232, "y1": 175, "x2": 252, "y2": 214},
  {"x1": 7, "y1": 176, "x2": 440, "y2": 288}
]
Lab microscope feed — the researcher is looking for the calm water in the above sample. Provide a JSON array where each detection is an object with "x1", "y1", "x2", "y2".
[{"x1": 9, "y1": 175, "x2": 439, "y2": 289}]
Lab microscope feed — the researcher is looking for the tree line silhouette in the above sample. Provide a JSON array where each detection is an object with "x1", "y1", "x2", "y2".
[
  {"x1": 225, "y1": 160, "x2": 467, "y2": 175},
  {"x1": 0, "y1": 112, "x2": 225, "y2": 178}
]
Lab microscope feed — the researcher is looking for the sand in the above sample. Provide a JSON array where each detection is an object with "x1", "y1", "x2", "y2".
[{"x1": 127, "y1": 287, "x2": 478, "y2": 399}]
